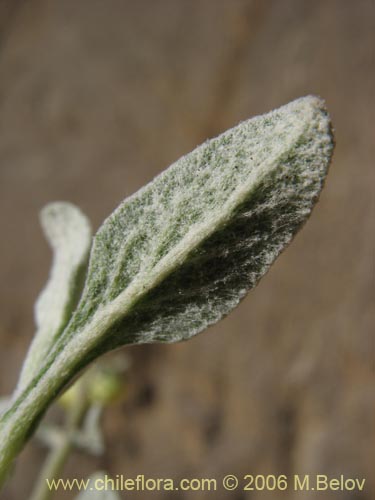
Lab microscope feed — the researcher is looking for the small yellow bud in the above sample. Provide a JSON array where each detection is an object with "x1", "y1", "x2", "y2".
[
  {"x1": 58, "y1": 382, "x2": 81, "y2": 410},
  {"x1": 87, "y1": 371, "x2": 123, "y2": 405}
]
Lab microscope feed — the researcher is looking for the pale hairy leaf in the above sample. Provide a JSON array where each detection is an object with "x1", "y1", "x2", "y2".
[
  {"x1": 0, "y1": 398, "x2": 9, "y2": 418},
  {"x1": 56, "y1": 95, "x2": 333, "y2": 362},
  {"x1": 0, "y1": 96, "x2": 334, "y2": 482},
  {"x1": 16, "y1": 202, "x2": 92, "y2": 393}
]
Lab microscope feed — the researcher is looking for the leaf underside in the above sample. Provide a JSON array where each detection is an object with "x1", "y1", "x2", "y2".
[
  {"x1": 52, "y1": 95, "x2": 334, "y2": 369},
  {"x1": 0, "y1": 96, "x2": 334, "y2": 488}
]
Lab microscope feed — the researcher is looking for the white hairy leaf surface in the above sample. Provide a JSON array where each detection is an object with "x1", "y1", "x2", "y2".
[
  {"x1": 16, "y1": 202, "x2": 92, "y2": 393},
  {"x1": 0, "y1": 398, "x2": 9, "y2": 418},
  {"x1": 0, "y1": 96, "x2": 334, "y2": 483},
  {"x1": 57, "y1": 95, "x2": 333, "y2": 360}
]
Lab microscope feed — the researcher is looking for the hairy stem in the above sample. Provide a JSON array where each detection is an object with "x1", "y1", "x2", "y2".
[{"x1": 0, "y1": 344, "x2": 81, "y2": 487}]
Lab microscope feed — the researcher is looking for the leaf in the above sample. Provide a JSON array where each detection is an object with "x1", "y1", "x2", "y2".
[
  {"x1": 57, "y1": 95, "x2": 333, "y2": 362},
  {"x1": 75, "y1": 471, "x2": 121, "y2": 500},
  {"x1": 15, "y1": 202, "x2": 92, "y2": 394},
  {"x1": 0, "y1": 398, "x2": 9, "y2": 418},
  {"x1": 0, "y1": 96, "x2": 334, "y2": 484}
]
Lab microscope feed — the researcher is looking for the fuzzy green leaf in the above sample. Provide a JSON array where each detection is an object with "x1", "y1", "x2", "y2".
[
  {"x1": 16, "y1": 202, "x2": 92, "y2": 393},
  {"x1": 0, "y1": 398, "x2": 9, "y2": 418},
  {"x1": 0, "y1": 96, "x2": 334, "y2": 485},
  {"x1": 59, "y1": 95, "x2": 333, "y2": 361}
]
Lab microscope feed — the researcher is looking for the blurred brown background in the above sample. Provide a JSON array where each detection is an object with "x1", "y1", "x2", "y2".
[{"x1": 0, "y1": 1, "x2": 374, "y2": 499}]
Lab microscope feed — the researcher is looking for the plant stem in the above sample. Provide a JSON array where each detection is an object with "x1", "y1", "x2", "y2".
[
  {"x1": 0, "y1": 332, "x2": 89, "y2": 488},
  {"x1": 29, "y1": 387, "x2": 89, "y2": 500}
]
